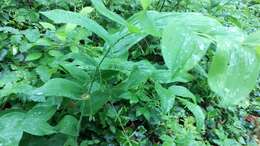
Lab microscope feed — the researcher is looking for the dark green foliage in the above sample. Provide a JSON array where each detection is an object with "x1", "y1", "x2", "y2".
[{"x1": 0, "y1": 0, "x2": 260, "y2": 146}]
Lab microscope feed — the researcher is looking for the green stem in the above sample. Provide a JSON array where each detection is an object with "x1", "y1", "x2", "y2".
[{"x1": 76, "y1": 33, "x2": 132, "y2": 142}]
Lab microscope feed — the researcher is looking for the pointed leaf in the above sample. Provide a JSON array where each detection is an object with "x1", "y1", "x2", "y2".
[
  {"x1": 169, "y1": 85, "x2": 196, "y2": 103},
  {"x1": 91, "y1": 0, "x2": 127, "y2": 26},
  {"x1": 61, "y1": 63, "x2": 90, "y2": 83},
  {"x1": 180, "y1": 99, "x2": 205, "y2": 131},
  {"x1": 155, "y1": 83, "x2": 175, "y2": 113},
  {"x1": 22, "y1": 105, "x2": 57, "y2": 136},
  {"x1": 35, "y1": 65, "x2": 51, "y2": 82},
  {"x1": 32, "y1": 78, "x2": 83, "y2": 100},
  {"x1": 41, "y1": 9, "x2": 111, "y2": 43}
]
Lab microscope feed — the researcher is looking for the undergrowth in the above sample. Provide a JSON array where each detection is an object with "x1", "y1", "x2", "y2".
[{"x1": 0, "y1": 0, "x2": 260, "y2": 146}]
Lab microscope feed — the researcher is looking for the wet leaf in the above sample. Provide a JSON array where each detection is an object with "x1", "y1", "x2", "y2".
[
  {"x1": 161, "y1": 14, "x2": 220, "y2": 76},
  {"x1": 0, "y1": 112, "x2": 25, "y2": 146},
  {"x1": 0, "y1": 105, "x2": 56, "y2": 146},
  {"x1": 32, "y1": 78, "x2": 84, "y2": 100},
  {"x1": 208, "y1": 28, "x2": 260, "y2": 106}
]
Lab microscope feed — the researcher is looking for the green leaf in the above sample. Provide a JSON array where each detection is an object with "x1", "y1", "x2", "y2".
[
  {"x1": 208, "y1": 28, "x2": 260, "y2": 106},
  {"x1": 32, "y1": 78, "x2": 84, "y2": 100},
  {"x1": 110, "y1": 11, "x2": 178, "y2": 58},
  {"x1": 90, "y1": 0, "x2": 140, "y2": 33},
  {"x1": 136, "y1": 107, "x2": 151, "y2": 120},
  {"x1": 0, "y1": 112, "x2": 25, "y2": 146},
  {"x1": 25, "y1": 52, "x2": 42, "y2": 61},
  {"x1": 161, "y1": 14, "x2": 220, "y2": 75},
  {"x1": 179, "y1": 99, "x2": 205, "y2": 131},
  {"x1": 137, "y1": 11, "x2": 161, "y2": 36},
  {"x1": 41, "y1": 9, "x2": 112, "y2": 43},
  {"x1": 39, "y1": 22, "x2": 56, "y2": 30},
  {"x1": 84, "y1": 91, "x2": 110, "y2": 116},
  {"x1": 61, "y1": 63, "x2": 90, "y2": 83},
  {"x1": 63, "y1": 53, "x2": 97, "y2": 66},
  {"x1": 0, "y1": 83, "x2": 35, "y2": 101},
  {"x1": 169, "y1": 85, "x2": 197, "y2": 103},
  {"x1": 35, "y1": 65, "x2": 51, "y2": 82},
  {"x1": 23, "y1": 29, "x2": 40, "y2": 43},
  {"x1": 91, "y1": 0, "x2": 127, "y2": 26},
  {"x1": 48, "y1": 50, "x2": 64, "y2": 57},
  {"x1": 56, "y1": 115, "x2": 78, "y2": 137},
  {"x1": 140, "y1": 0, "x2": 152, "y2": 10},
  {"x1": 22, "y1": 105, "x2": 56, "y2": 136},
  {"x1": 118, "y1": 66, "x2": 150, "y2": 89},
  {"x1": 155, "y1": 83, "x2": 175, "y2": 113},
  {"x1": 244, "y1": 31, "x2": 260, "y2": 48},
  {"x1": 0, "y1": 105, "x2": 57, "y2": 146}
]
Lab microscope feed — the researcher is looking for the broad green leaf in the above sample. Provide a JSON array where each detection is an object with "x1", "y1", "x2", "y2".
[
  {"x1": 41, "y1": 9, "x2": 112, "y2": 43},
  {"x1": 208, "y1": 28, "x2": 260, "y2": 106},
  {"x1": 169, "y1": 85, "x2": 197, "y2": 103},
  {"x1": 155, "y1": 83, "x2": 175, "y2": 113},
  {"x1": 179, "y1": 99, "x2": 205, "y2": 131},
  {"x1": 23, "y1": 121, "x2": 55, "y2": 136},
  {"x1": 56, "y1": 115, "x2": 78, "y2": 137},
  {"x1": 32, "y1": 78, "x2": 84, "y2": 100},
  {"x1": 91, "y1": 0, "x2": 127, "y2": 26},
  {"x1": 161, "y1": 14, "x2": 221, "y2": 75},
  {"x1": 0, "y1": 105, "x2": 57, "y2": 146},
  {"x1": 0, "y1": 112, "x2": 25, "y2": 146},
  {"x1": 22, "y1": 105, "x2": 56, "y2": 136}
]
